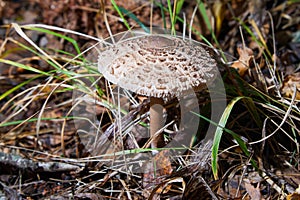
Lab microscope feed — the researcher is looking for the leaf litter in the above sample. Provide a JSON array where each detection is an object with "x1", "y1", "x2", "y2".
[{"x1": 0, "y1": 0, "x2": 300, "y2": 199}]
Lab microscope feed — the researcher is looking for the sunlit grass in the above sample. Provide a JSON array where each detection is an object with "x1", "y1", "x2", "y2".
[{"x1": 0, "y1": 24, "x2": 104, "y2": 149}]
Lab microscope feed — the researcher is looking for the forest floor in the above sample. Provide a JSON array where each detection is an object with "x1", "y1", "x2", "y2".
[{"x1": 0, "y1": 0, "x2": 300, "y2": 199}]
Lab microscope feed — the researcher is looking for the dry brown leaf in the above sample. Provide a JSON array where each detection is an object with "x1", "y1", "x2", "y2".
[
  {"x1": 149, "y1": 177, "x2": 185, "y2": 199},
  {"x1": 231, "y1": 45, "x2": 253, "y2": 76},
  {"x1": 286, "y1": 185, "x2": 300, "y2": 200},
  {"x1": 143, "y1": 150, "x2": 173, "y2": 188},
  {"x1": 244, "y1": 178, "x2": 262, "y2": 199},
  {"x1": 281, "y1": 72, "x2": 300, "y2": 100}
]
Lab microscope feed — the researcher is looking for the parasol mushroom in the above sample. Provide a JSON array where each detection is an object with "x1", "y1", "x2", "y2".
[{"x1": 98, "y1": 33, "x2": 218, "y2": 149}]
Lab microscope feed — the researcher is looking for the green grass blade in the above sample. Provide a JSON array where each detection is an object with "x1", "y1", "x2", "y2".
[
  {"x1": 0, "y1": 116, "x2": 74, "y2": 127},
  {"x1": 0, "y1": 74, "x2": 43, "y2": 101},
  {"x1": 110, "y1": 0, "x2": 131, "y2": 30},
  {"x1": 15, "y1": 41, "x2": 61, "y2": 71},
  {"x1": 173, "y1": 0, "x2": 185, "y2": 27},
  {"x1": 175, "y1": 0, "x2": 185, "y2": 15},
  {"x1": 237, "y1": 19, "x2": 272, "y2": 58},
  {"x1": 7, "y1": 40, "x2": 81, "y2": 78},
  {"x1": 194, "y1": 112, "x2": 249, "y2": 153},
  {"x1": 26, "y1": 27, "x2": 82, "y2": 55},
  {"x1": 11, "y1": 23, "x2": 65, "y2": 70},
  {"x1": 158, "y1": 0, "x2": 167, "y2": 29},
  {"x1": 211, "y1": 96, "x2": 244, "y2": 179},
  {"x1": 0, "y1": 59, "x2": 50, "y2": 76},
  {"x1": 119, "y1": 6, "x2": 150, "y2": 33},
  {"x1": 197, "y1": 1, "x2": 219, "y2": 45},
  {"x1": 167, "y1": 0, "x2": 175, "y2": 34},
  {"x1": 192, "y1": 101, "x2": 258, "y2": 178}
]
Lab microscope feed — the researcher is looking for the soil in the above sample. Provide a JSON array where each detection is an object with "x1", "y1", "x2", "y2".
[{"x1": 0, "y1": 0, "x2": 299, "y2": 199}]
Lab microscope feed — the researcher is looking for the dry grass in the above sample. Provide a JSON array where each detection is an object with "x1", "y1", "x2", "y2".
[{"x1": 0, "y1": 0, "x2": 299, "y2": 199}]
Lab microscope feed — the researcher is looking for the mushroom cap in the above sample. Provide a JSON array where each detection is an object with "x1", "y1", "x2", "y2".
[{"x1": 98, "y1": 34, "x2": 218, "y2": 98}]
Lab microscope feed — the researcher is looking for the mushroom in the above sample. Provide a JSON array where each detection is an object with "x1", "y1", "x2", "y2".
[{"x1": 98, "y1": 33, "x2": 218, "y2": 149}]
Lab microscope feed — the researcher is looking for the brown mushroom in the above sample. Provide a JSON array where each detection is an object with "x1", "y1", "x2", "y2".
[{"x1": 98, "y1": 34, "x2": 218, "y2": 149}]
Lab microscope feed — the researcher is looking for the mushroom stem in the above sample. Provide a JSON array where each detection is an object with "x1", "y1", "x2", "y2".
[{"x1": 150, "y1": 97, "x2": 165, "y2": 148}]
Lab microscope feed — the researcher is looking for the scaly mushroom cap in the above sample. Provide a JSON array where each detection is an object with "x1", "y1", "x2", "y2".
[{"x1": 98, "y1": 34, "x2": 218, "y2": 98}]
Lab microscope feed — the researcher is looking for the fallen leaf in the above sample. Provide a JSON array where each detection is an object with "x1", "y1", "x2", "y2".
[
  {"x1": 281, "y1": 72, "x2": 300, "y2": 100},
  {"x1": 143, "y1": 150, "x2": 173, "y2": 188},
  {"x1": 231, "y1": 44, "x2": 254, "y2": 76},
  {"x1": 149, "y1": 177, "x2": 185, "y2": 199},
  {"x1": 244, "y1": 178, "x2": 262, "y2": 199},
  {"x1": 286, "y1": 185, "x2": 300, "y2": 200}
]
